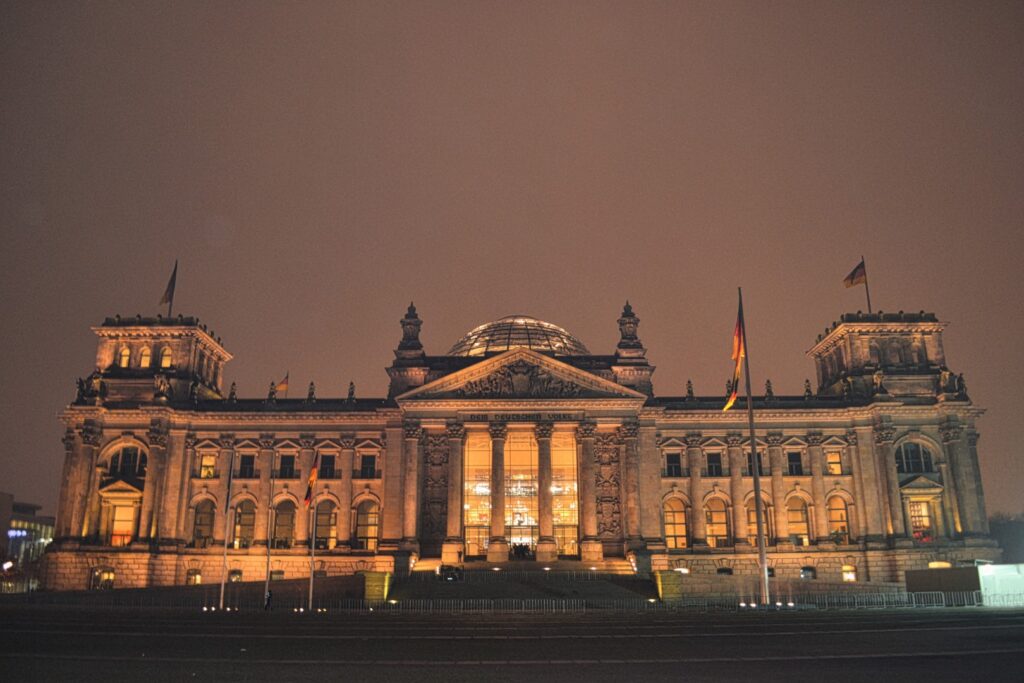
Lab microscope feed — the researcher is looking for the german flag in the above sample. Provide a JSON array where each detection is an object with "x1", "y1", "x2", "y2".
[
  {"x1": 275, "y1": 372, "x2": 289, "y2": 397},
  {"x1": 843, "y1": 259, "x2": 867, "y2": 288},
  {"x1": 723, "y1": 297, "x2": 746, "y2": 412},
  {"x1": 303, "y1": 451, "x2": 319, "y2": 508}
]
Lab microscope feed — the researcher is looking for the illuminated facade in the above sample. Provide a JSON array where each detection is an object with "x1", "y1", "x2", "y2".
[{"x1": 41, "y1": 305, "x2": 999, "y2": 590}]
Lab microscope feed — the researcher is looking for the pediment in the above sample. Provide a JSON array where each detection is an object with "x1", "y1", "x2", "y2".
[
  {"x1": 397, "y1": 348, "x2": 646, "y2": 402},
  {"x1": 99, "y1": 478, "x2": 143, "y2": 495},
  {"x1": 899, "y1": 474, "x2": 943, "y2": 491}
]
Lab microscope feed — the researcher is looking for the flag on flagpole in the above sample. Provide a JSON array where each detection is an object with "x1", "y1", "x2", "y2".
[
  {"x1": 723, "y1": 299, "x2": 746, "y2": 412},
  {"x1": 304, "y1": 451, "x2": 319, "y2": 508},
  {"x1": 276, "y1": 372, "x2": 289, "y2": 397},
  {"x1": 159, "y1": 260, "x2": 178, "y2": 310},
  {"x1": 843, "y1": 259, "x2": 867, "y2": 288}
]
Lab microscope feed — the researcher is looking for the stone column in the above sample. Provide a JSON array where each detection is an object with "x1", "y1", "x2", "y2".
[
  {"x1": 401, "y1": 421, "x2": 422, "y2": 552},
  {"x1": 380, "y1": 425, "x2": 405, "y2": 549},
  {"x1": 874, "y1": 425, "x2": 906, "y2": 538},
  {"x1": 294, "y1": 435, "x2": 316, "y2": 548},
  {"x1": 685, "y1": 432, "x2": 706, "y2": 547},
  {"x1": 214, "y1": 435, "x2": 236, "y2": 546},
  {"x1": 534, "y1": 422, "x2": 557, "y2": 562},
  {"x1": 171, "y1": 433, "x2": 196, "y2": 542},
  {"x1": 75, "y1": 424, "x2": 103, "y2": 539},
  {"x1": 254, "y1": 434, "x2": 275, "y2": 547},
  {"x1": 487, "y1": 422, "x2": 509, "y2": 562},
  {"x1": 807, "y1": 432, "x2": 830, "y2": 543},
  {"x1": 966, "y1": 432, "x2": 989, "y2": 535},
  {"x1": 767, "y1": 433, "x2": 789, "y2": 545},
  {"x1": 941, "y1": 425, "x2": 985, "y2": 536},
  {"x1": 850, "y1": 427, "x2": 886, "y2": 543},
  {"x1": 54, "y1": 430, "x2": 77, "y2": 539},
  {"x1": 726, "y1": 433, "x2": 747, "y2": 546},
  {"x1": 619, "y1": 421, "x2": 642, "y2": 551},
  {"x1": 337, "y1": 434, "x2": 356, "y2": 548},
  {"x1": 576, "y1": 422, "x2": 602, "y2": 562},
  {"x1": 441, "y1": 423, "x2": 466, "y2": 564},
  {"x1": 637, "y1": 425, "x2": 665, "y2": 546},
  {"x1": 138, "y1": 424, "x2": 168, "y2": 541},
  {"x1": 844, "y1": 430, "x2": 868, "y2": 542}
]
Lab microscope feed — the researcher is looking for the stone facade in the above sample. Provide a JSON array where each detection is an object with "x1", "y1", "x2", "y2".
[{"x1": 43, "y1": 307, "x2": 999, "y2": 591}]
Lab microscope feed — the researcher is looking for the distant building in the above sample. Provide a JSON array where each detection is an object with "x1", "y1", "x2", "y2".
[
  {"x1": 1, "y1": 492, "x2": 54, "y2": 592},
  {"x1": 41, "y1": 305, "x2": 999, "y2": 591}
]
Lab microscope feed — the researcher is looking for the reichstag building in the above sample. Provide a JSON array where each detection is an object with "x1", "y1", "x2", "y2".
[{"x1": 41, "y1": 303, "x2": 999, "y2": 590}]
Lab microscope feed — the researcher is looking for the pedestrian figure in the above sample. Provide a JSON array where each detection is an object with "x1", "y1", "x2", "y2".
[{"x1": 264, "y1": 589, "x2": 272, "y2": 611}]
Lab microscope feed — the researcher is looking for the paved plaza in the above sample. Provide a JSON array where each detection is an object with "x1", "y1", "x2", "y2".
[{"x1": 2, "y1": 605, "x2": 1024, "y2": 682}]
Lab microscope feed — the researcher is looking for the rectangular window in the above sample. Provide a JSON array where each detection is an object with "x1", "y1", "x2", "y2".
[
  {"x1": 109, "y1": 505, "x2": 135, "y2": 547},
  {"x1": 664, "y1": 452, "x2": 683, "y2": 477},
  {"x1": 199, "y1": 453, "x2": 217, "y2": 479},
  {"x1": 826, "y1": 451, "x2": 843, "y2": 475},
  {"x1": 358, "y1": 454, "x2": 377, "y2": 479},
  {"x1": 787, "y1": 452, "x2": 803, "y2": 476},
  {"x1": 278, "y1": 454, "x2": 296, "y2": 479},
  {"x1": 706, "y1": 453, "x2": 723, "y2": 477},
  {"x1": 319, "y1": 454, "x2": 336, "y2": 479},
  {"x1": 237, "y1": 454, "x2": 255, "y2": 478},
  {"x1": 463, "y1": 433, "x2": 491, "y2": 557},
  {"x1": 551, "y1": 433, "x2": 578, "y2": 556},
  {"x1": 909, "y1": 501, "x2": 933, "y2": 542},
  {"x1": 746, "y1": 452, "x2": 765, "y2": 476}
]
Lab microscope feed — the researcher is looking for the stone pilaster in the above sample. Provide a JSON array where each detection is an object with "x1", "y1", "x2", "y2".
[
  {"x1": 726, "y1": 433, "x2": 747, "y2": 546},
  {"x1": 850, "y1": 427, "x2": 886, "y2": 543},
  {"x1": 380, "y1": 425, "x2": 404, "y2": 549},
  {"x1": 942, "y1": 424, "x2": 985, "y2": 536},
  {"x1": 337, "y1": 434, "x2": 356, "y2": 548},
  {"x1": 170, "y1": 433, "x2": 196, "y2": 542},
  {"x1": 576, "y1": 422, "x2": 602, "y2": 561},
  {"x1": 637, "y1": 424, "x2": 664, "y2": 546},
  {"x1": 401, "y1": 421, "x2": 422, "y2": 552},
  {"x1": 844, "y1": 430, "x2": 867, "y2": 542},
  {"x1": 534, "y1": 422, "x2": 557, "y2": 562},
  {"x1": 487, "y1": 422, "x2": 509, "y2": 562},
  {"x1": 442, "y1": 423, "x2": 466, "y2": 564},
  {"x1": 619, "y1": 421, "x2": 642, "y2": 551},
  {"x1": 874, "y1": 425, "x2": 905, "y2": 537},
  {"x1": 215, "y1": 434, "x2": 236, "y2": 546},
  {"x1": 295, "y1": 434, "x2": 316, "y2": 548},
  {"x1": 138, "y1": 423, "x2": 168, "y2": 540},
  {"x1": 966, "y1": 432, "x2": 989, "y2": 535},
  {"x1": 75, "y1": 424, "x2": 103, "y2": 539},
  {"x1": 767, "y1": 433, "x2": 789, "y2": 546},
  {"x1": 685, "y1": 432, "x2": 706, "y2": 547},
  {"x1": 54, "y1": 430, "x2": 76, "y2": 539},
  {"x1": 807, "y1": 432, "x2": 829, "y2": 543},
  {"x1": 254, "y1": 434, "x2": 275, "y2": 547}
]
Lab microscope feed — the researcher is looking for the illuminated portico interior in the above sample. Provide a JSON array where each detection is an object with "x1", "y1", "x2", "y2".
[{"x1": 41, "y1": 306, "x2": 1000, "y2": 591}]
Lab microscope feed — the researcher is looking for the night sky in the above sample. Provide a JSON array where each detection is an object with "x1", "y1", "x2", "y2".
[{"x1": 2, "y1": 2, "x2": 1021, "y2": 517}]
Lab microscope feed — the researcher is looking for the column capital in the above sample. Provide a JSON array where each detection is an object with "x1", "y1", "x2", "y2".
[
  {"x1": 184, "y1": 432, "x2": 198, "y2": 451},
  {"x1": 805, "y1": 431, "x2": 824, "y2": 447},
  {"x1": 534, "y1": 422, "x2": 554, "y2": 440},
  {"x1": 258, "y1": 433, "x2": 276, "y2": 450},
  {"x1": 445, "y1": 422, "x2": 466, "y2": 441},
  {"x1": 873, "y1": 425, "x2": 896, "y2": 445},
  {"x1": 683, "y1": 431, "x2": 703, "y2": 448},
  {"x1": 79, "y1": 424, "x2": 102, "y2": 447},
  {"x1": 845, "y1": 429, "x2": 858, "y2": 446},
  {"x1": 940, "y1": 424, "x2": 963, "y2": 444},
  {"x1": 488, "y1": 421, "x2": 508, "y2": 440},
  {"x1": 765, "y1": 431, "x2": 784, "y2": 447},
  {"x1": 148, "y1": 426, "x2": 169, "y2": 449},
  {"x1": 617, "y1": 421, "x2": 639, "y2": 441},
  {"x1": 339, "y1": 433, "x2": 357, "y2": 450},
  {"x1": 575, "y1": 421, "x2": 596, "y2": 440},
  {"x1": 403, "y1": 420, "x2": 422, "y2": 440},
  {"x1": 62, "y1": 428, "x2": 76, "y2": 452},
  {"x1": 725, "y1": 432, "x2": 743, "y2": 447},
  {"x1": 299, "y1": 434, "x2": 317, "y2": 450},
  {"x1": 967, "y1": 431, "x2": 980, "y2": 448}
]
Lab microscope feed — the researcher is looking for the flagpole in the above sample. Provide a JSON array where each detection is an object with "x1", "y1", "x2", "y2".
[
  {"x1": 739, "y1": 288, "x2": 770, "y2": 606},
  {"x1": 308, "y1": 505, "x2": 317, "y2": 611},
  {"x1": 219, "y1": 448, "x2": 237, "y2": 610},
  {"x1": 861, "y1": 255, "x2": 873, "y2": 314}
]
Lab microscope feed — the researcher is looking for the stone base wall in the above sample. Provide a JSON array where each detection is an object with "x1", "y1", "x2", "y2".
[
  {"x1": 40, "y1": 548, "x2": 395, "y2": 592},
  {"x1": 652, "y1": 542, "x2": 1002, "y2": 584}
]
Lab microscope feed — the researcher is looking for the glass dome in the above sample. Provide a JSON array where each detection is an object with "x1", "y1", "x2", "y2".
[{"x1": 447, "y1": 315, "x2": 590, "y2": 357}]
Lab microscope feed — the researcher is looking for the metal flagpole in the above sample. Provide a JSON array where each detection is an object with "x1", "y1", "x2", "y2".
[
  {"x1": 218, "y1": 448, "x2": 236, "y2": 610},
  {"x1": 308, "y1": 504, "x2": 317, "y2": 611},
  {"x1": 739, "y1": 288, "x2": 770, "y2": 606},
  {"x1": 861, "y1": 255, "x2": 873, "y2": 314}
]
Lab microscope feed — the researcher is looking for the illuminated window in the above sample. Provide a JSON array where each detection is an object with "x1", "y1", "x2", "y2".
[
  {"x1": 787, "y1": 452, "x2": 803, "y2": 476},
  {"x1": 314, "y1": 501, "x2": 338, "y2": 550},
  {"x1": 354, "y1": 500, "x2": 379, "y2": 551},
  {"x1": 198, "y1": 453, "x2": 217, "y2": 479},
  {"x1": 118, "y1": 347, "x2": 131, "y2": 368},
  {"x1": 159, "y1": 347, "x2": 173, "y2": 368},
  {"x1": 270, "y1": 570, "x2": 285, "y2": 581},
  {"x1": 551, "y1": 433, "x2": 578, "y2": 556},
  {"x1": 895, "y1": 443, "x2": 934, "y2": 474},
  {"x1": 746, "y1": 498, "x2": 773, "y2": 545},
  {"x1": 109, "y1": 504, "x2": 136, "y2": 547},
  {"x1": 842, "y1": 564, "x2": 857, "y2": 582},
  {"x1": 706, "y1": 452, "x2": 723, "y2": 476},
  {"x1": 505, "y1": 431, "x2": 538, "y2": 550},
  {"x1": 705, "y1": 498, "x2": 731, "y2": 547},
  {"x1": 463, "y1": 432, "x2": 491, "y2": 557},
  {"x1": 233, "y1": 500, "x2": 255, "y2": 549},
  {"x1": 272, "y1": 501, "x2": 296, "y2": 549},
  {"x1": 139, "y1": 347, "x2": 152, "y2": 368},
  {"x1": 826, "y1": 451, "x2": 843, "y2": 475},
  {"x1": 787, "y1": 498, "x2": 811, "y2": 545},
  {"x1": 664, "y1": 452, "x2": 683, "y2": 477},
  {"x1": 827, "y1": 497, "x2": 850, "y2": 544},
  {"x1": 800, "y1": 566, "x2": 817, "y2": 580},
  {"x1": 228, "y1": 569, "x2": 243, "y2": 582},
  {"x1": 192, "y1": 500, "x2": 215, "y2": 547},
  {"x1": 909, "y1": 501, "x2": 933, "y2": 542},
  {"x1": 90, "y1": 567, "x2": 115, "y2": 590},
  {"x1": 663, "y1": 498, "x2": 688, "y2": 549},
  {"x1": 928, "y1": 561, "x2": 952, "y2": 569},
  {"x1": 186, "y1": 569, "x2": 202, "y2": 585}
]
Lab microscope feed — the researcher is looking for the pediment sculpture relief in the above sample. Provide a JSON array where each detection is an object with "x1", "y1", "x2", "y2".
[{"x1": 454, "y1": 359, "x2": 588, "y2": 398}]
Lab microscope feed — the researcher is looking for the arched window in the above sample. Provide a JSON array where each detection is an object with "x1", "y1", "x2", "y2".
[
  {"x1": 895, "y1": 442, "x2": 934, "y2": 474},
  {"x1": 192, "y1": 500, "x2": 215, "y2": 547},
  {"x1": 139, "y1": 347, "x2": 152, "y2": 368},
  {"x1": 704, "y1": 498, "x2": 731, "y2": 548},
  {"x1": 354, "y1": 500, "x2": 379, "y2": 551},
  {"x1": 185, "y1": 569, "x2": 202, "y2": 585},
  {"x1": 827, "y1": 496, "x2": 850, "y2": 543},
  {"x1": 117, "y1": 347, "x2": 131, "y2": 368},
  {"x1": 107, "y1": 445, "x2": 146, "y2": 478},
  {"x1": 314, "y1": 501, "x2": 338, "y2": 550},
  {"x1": 787, "y1": 498, "x2": 811, "y2": 545},
  {"x1": 233, "y1": 500, "x2": 256, "y2": 549},
  {"x1": 159, "y1": 347, "x2": 173, "y2": 369},
  {"x1": 663, "y1": 499, "x2": 687, "y2": 550},
  {"x1": 272, "y1": 500, "x2": 296, "y2": 549},
  {"x1": 746, "y1": 498, "x2": 774, "y2": 545}
]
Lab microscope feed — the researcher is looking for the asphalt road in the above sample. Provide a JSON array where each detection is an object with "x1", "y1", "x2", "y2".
[{"x1": 2, "y1": 606, "x2": 1023, "y2": 682}]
